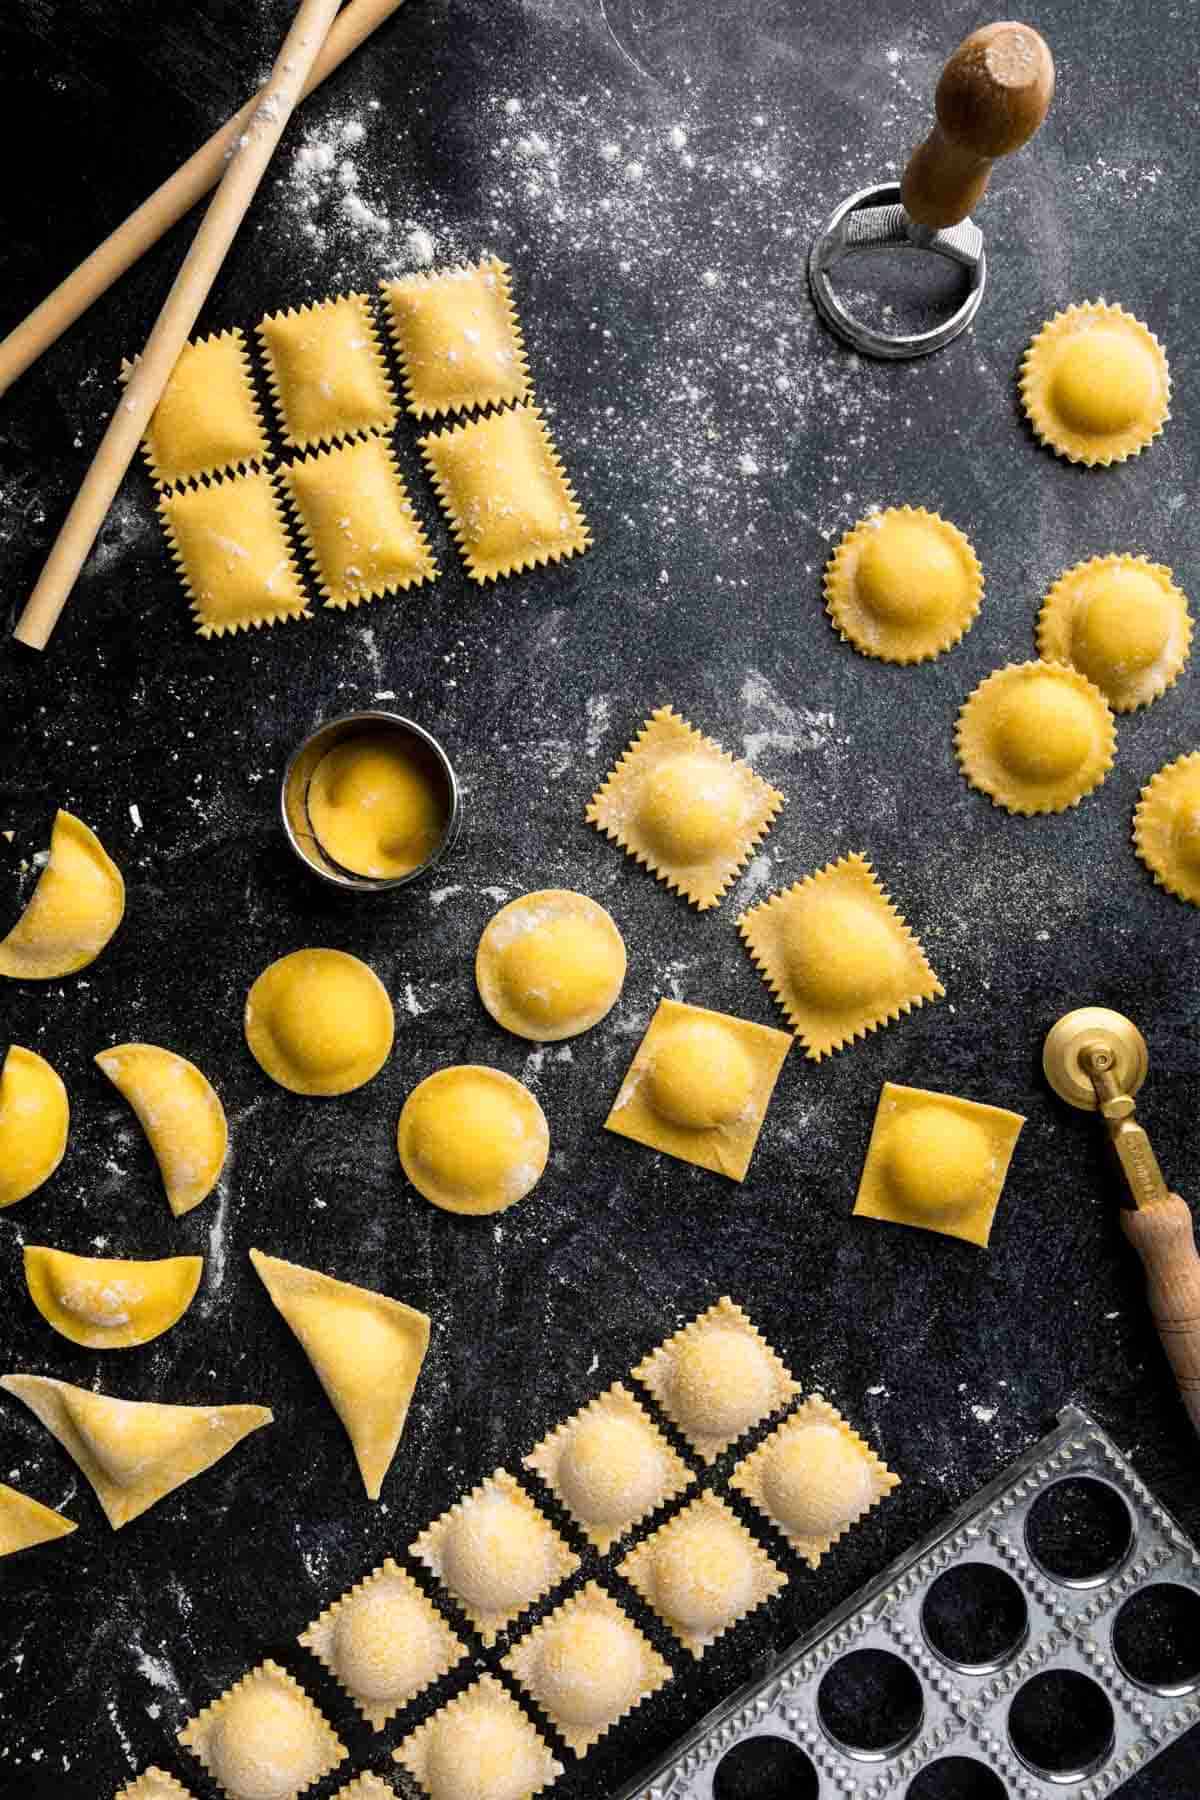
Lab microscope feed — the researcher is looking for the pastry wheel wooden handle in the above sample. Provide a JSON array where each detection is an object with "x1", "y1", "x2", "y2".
[
  {"x1": 1122, "y1": 1196, "x2": 1200, "y2": 1436},
  {"x1": 901, "y1": 21, "x2": 1055, "y2": 229}
]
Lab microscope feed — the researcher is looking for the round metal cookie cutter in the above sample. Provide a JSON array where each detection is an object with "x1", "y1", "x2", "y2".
[{"x1": 281, "y1": 709, "x2": 462, "y2": 893}]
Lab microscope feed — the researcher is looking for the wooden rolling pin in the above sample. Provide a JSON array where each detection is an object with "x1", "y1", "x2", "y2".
[{"x1": 901, "y1": 20, "x2": 1055, "y2": 229}]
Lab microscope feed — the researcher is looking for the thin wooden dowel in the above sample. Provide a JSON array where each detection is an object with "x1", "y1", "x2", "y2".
[
  {"x1": 12, "y1": 0, "x2": 344, "y2": 653},
  {"x1": 0, "y1": 0, "x2": 407, "y2": 399}
]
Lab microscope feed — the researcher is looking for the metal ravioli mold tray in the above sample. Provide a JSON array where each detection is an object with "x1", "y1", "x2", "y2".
[{"x1": 616, "y1": 1406, "x2": 1200, "y2": 1799}]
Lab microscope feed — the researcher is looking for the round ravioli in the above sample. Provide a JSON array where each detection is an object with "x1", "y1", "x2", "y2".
[
  {"x1": 307, "y1": 732, "x2": 449, "y2": 880},
  {"x1": 956, "y1": 661, "x2": 1116, "y2": 815},
  {"x1": 1037, "y1": 555, "x2": 1191, "y2": 712},
  {"x1": 881, "y1": 1106, "x2": 993, "y2": 1225},
  {"x1": 0, "y1": 810, "x2": 124, "y2": 980},
  {"x1": 476, "y1": 889, "x2": 626, "y2": 1041},
  {"x1": 95, "y1": 1042, "x2": 227, "y2": 1216},
  {"x1": 0, "y1": 1045, "x2": 69, "y2": 1208},
  {"x1": 397, "y1": 1065, "x2": 548, "y2": 1215},
  {"x1": 245, "y1": 948, "x2": 394, "y2": 1096},
  {"x1": 1134, "y1": 752, "x2": 1200, "y2": 907},
  {"x1": 1020, "y1": 300, "x2": 1170, "y2": 466},
  {"x1": 24, "y1": 1245, "x2": 202, "y2": 1349},
  {"x1": 646, "y1": 1016, "x2": 755, "y2": 1131},
  {"x1": 824, "y1": 505, "x2": 983, "y2": 663},
  {"x1": 761, "y1": 1422, "x2": 878, "y2": 1538}
]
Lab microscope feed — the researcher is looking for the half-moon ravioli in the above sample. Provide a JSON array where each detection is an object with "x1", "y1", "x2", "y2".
[
  {"x1": 476, "y1": 889, "x2": 626, "y2": 1041},
  {"x1": 1134, "y1": 752, "x2": 1200, "y2": 907},
  {"x1": 397, "y1": 1065, "x2": 549, "y2": 1215},
  {"x1": 618, "y1": 1492, "x2": 785, "y2": 1657},
  {"x1": 0, "y1": 1480, "x2": 76, "y2": 1557},
  {"x1": 95, "y1": 1042, "x2": 227, "y2": 1216},
  {"x1": 300, "y1": 1558, "x2": 466, "y2": 1729},
  {"x1": 1037, "y1": 556, "x2": 1192, "y2": 713},
  {"x1": 0, "y1": 811, "x2": 124, "y2": 980},
  {"x1": 23, "y1": 1245, "x2": 202, "y2": 1349},
  {"x1": 853, "y1": 1080, "x2": 1025, "y2": 1248},
  {"x1": 0, "y1": 1044, "x2": 69, "y2": 1208},
  {"x1": 731, "y1": 1394, "x2": 899, "y2": 1568},
  {"x1": 179, "y1": 1659, "x2": 346, "y2": 1800},
  {"x1": 824, "y1": 505, "x2": 982, "y2": 663},
  {"x1": 0, "y1": 1374, "x2": 271, "y2": 1530},
  {"x1": 393, "y1": 1673, "x2": 562, "y2": 1800},
  {"x1": 956, "y1": 661, "x2": 1116, "y2": 815},
  {"x1": 1020, "y1": 299, "x2": 1170, "y2": 466},
  {"x1": 245, "y1": 948, "x2": 394, "y2": 1096}
]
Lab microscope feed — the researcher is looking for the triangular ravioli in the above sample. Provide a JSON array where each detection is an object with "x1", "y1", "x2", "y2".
[
  {"x1": 0, "y1": 1479, "x2": 76, "y2": 1556},
  {"x1": 0, "y1": 1375, "x2": 272, "y2": 1530},
  {"x1": 250, "y1": 1248, "x2": 429, "y2": 1501}
]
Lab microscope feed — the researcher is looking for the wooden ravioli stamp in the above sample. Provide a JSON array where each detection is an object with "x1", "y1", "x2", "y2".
[
  {"x1": 1020, "y1": 300, "x2": 1170, "y2": 467},
  {"x1": 178, "y1": 1659, "x2": 346, "y2": 1800},
  {"x1": 501, "y1": 1581, "x2": 672, "y2": 1757},
  {"x1": 739, "y1": 853, "x2": 943, "y2": 1060},
  {"x1": 280, "y1": 436, "x2": 438, "y2": 607},
  {"x1": 619, "y1": 1492, "x2": 786, "y2": 1658},
  {"x1": 587, "y1": 705, "x2": 784, "y2": 910},
  {"x1": 523, "y1": 1381, "x2": 693, "y2": 1552},
  {"x1": 140, "y1": 329, "x2": 269, "y2": 488},
  {"x1": 300, "y1": 1557, "x2": 466, "y2": 1729},
  {"x1": 394, "y1": 1673, "x2": 562, "y2": 1800},
  {"x1": 382, "y1": 256, "x2": 531, "y2": 418},
  {"x1": 420, "y1": 401, "x2": 590, "y2": 582},
  {"x1": 956, "y1": 661, "x2": 1116, "y2": 815},
  {"x1": 158, "y1": 470, "x2": 309, "y2": 636},
  {"x1": 854, "y1": 1081, "x2": 1026, "y2": 1249},
  {"x1": 824, "y1": 505, "x2": 982, "y2": 664},
  {"x1": 410, "y1": 1467, "x2": 579, "y2": 1644},
  {"x1": 258, "y1": 293, "x2": 396, "y2": 450},
  {"x1": 115, "y1": 1773, "x2": 197, "y2": 1800},
  {"x1": 1036, "y1": 555, "x2": 1192, "y2": 713},
  {"x1": 731, "y1": 1395, "x2": 899, "y2": 1568},
  {"x1": 605, "y1": 998, "x2": 791, "y2": 1183},
  {"x1": 1134, "y1": 753, "x2": 1200, "y2": 908},
  {"x1": 633, "y1": 1296, "x2": 799, "y2": 1464}
]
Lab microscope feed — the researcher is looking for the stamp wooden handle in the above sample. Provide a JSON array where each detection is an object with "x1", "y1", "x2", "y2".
[
  {"x1": 901, "y1": 21, "x2": 1055, "y2": 229},
  {"x1": 1122, "y1": 1196, "x2": 1200, "y2": 1437}
]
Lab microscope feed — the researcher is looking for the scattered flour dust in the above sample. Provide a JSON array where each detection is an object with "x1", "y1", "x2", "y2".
[
  {"x1": 282, "y1": 109, "x2": 444, "y2": 271},
  {"x1": 740, "y1": 669, "x2": 844, "y2": 765}
]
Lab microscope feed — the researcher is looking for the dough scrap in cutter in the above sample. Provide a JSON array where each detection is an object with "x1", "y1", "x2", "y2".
[
  {"x1": 141, "y1": 328, "x2": 269, "y2": 488},
  {"x1": 618, "y1": 1491, "x2": 785, "y2": 1658},
  {"x1": 1036, "y1": 555, "x2": 1191, "y2": 713},
  {"x1": 476, "y1": 889, "x2": 627, "y2": 1042},
  {"x1": 95, "y1": 1042, "x2": 227, "y2": 1216},
  {"x1": 397, "y1": 1065, "x2": 549, "y2": 1215},
  {"x1": 523, "y1": 1380, "x2": 692, "y2": 1552},
  {"x1": 0, "y1": 1044, "x2": 69, "y2": 1208},
  {"x1": 587, "y1": 704, "x2": 784, "y2": 910},
  {"x1": 824, "y1": 505, "x2": 983, "y2": 664},
  {"x1": 0, "y1": 810, "x2": 124, "y2": 979},
  {"x1": 1134, "y1": 751, "x2": 1200, "y2": 908},
  {"x1": 258, "y1": 292, "x2": 396, "y2": 451},
  {"x1": 300, "y1": 1556, "x2": 466, "y2": 1729},
  {"x1": 393, "y1": 1672, "x2": 563, "y2": 1800},
  {"x1": 732, "y1": 1393, "x2": 899, "y2": 1567},
  {"x1": 956, "y1": 660, "x2": 1116, "y2": 815},
  {"x1": 245, "y1": 948, "x2": 394, "y2": 1096},
  {"x1": 1020, "y1": 299, "x2": 1170, "y2": 466},
  {"x1": 633, "y1": 1295, "x2": 799, "y2": 1464},
  {"x1": 179, "y1": 1659, "x2": 345, "y2": 1800},
  {"x1": 280, "y1": 435, "x2": 438, "y2": 608},
  {"x1": 853, "y1": 1080, "x2": 1026, "y2": 1248},
  {"x1": 158, "y1": 469, "x2": 309, "y2": 637},
  {"x1": 307, "y1": 732, "x2": 447, "y2": 880},
  {"x1": 382, "y1": 257, "x2": 531, "y2": 418},
  {"x1": 0, "y1": 1480, "x2": 76, "y2": 1557},
  {"x1": 24, "y1": 1245, "x2": 203, "y2": 1349}
]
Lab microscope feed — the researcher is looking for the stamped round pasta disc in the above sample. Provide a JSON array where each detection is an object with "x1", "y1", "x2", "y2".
[
  {"x1": 1036, "y1": 555, "x2": 1191, "y2": 713},
  {"x1": 824, "y1": 505, "x2": 983, "y2": 663},
  {"x1": 1020, "y1": 300, "x2": 1170, "y2": 466},
  {"x1": 1133, "y1": 752, "x2": 1200, "y2": 908},
  {"x1": 955, "y1": 660, "x2": 1116, "y2": 815}
]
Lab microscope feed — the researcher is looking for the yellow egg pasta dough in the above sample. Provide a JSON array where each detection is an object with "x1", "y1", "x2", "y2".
[
  {"x1": 95, "y1": 1043, "x2": 227, "y2": 1217},
  {"x1": 732, "y1": 1394, "x2": 899, "y2": 1568},
  {"x1": 476, "y1": 889, "x2": 626, "y2": 1041},
  {"x1": 258, "y1": 293, "x2": 396, "y2": 450},
  {"x1": 179, "y1": 1660, "x2": 345, "y2": 1800},
  {"x1": 739, "y1": 852, "x2": 943, "y2": 1060},
  {"x1": 280, "y1": 436, "x2": 438, "y2": 608},
  {"x1": 1020, "y1": 300, "x2": 1170, "y2": 466},
  {"x1": 115, "y1": 1771, "x2": 198, "y2": 1800},
  {"x1": 159, "y1": 470, "x2": 310, "y2": 637},
  {"x1": 1134, "y1": 752, "x2": 1200, "y2": 907},
  {"x1": 300, "y1": 1557, "x2": 466, "y2": 1729},
  {"x1": 824, "y1": 505, "x2": 983, "y2": 663},
  {"x1": 393, "y1": 1673, "x2": 563, "y2": 1800},
  {"x1": 618, "y1": 1492, "x2": 785, "y2": 1658},
  {"x1": 141, "y1": 329, "x2": 269, "y2": 488},
  {"x1": 307, "y1": 732, "x2": 448, "y2": 880},
  {"x1": 24, "y1": 1246, "x2": 203, "y2": 1349},
  {"x1": 604, "y1": 998, "x2": 791, "y2": 1182},
  {"x1": 587, "y1": 704, "x2": 784, "y2": 910},
  {"x1": 382, "y1": 257, "x2": 531, "y2": 418},
  {"x1": 397, "y1": 1065, "x2": 549, "y2": 1215},
  {"x1": 523, "y1": 1381, "x2": 692, "y2": 1552},
  {"x1": 420, "y1": 401, "x2": 590, "y2": 583},
  {"x1": 1036, "y1": 555, "x2": 1191, "y2": 713},
  {"x1": 956, "y1": 660, "x2": 1116, "y2": 815},
  {"x1": 853, "y1": 1081, "x2": 1026, "y2": 1249},
  {"x1": 0, "y1": 1045, "x2": 68, "y2": 1208},
  {"x1": 245, "y1": 948, "x2": 394, "y2": 1096},
  {"x1": 632, "y1": 1295, "x2": 798, "y2": 1464},
  {"x1": 502, "y1": 1581, "x2": 671, "y2": 1758},
  {"x1": 0, "y1": 1481, "x2": 76, "y2": 1557},
  {"x1": 410, "y1": 1467, "x2": 579, "y2": 1645},
  {"x1": 0, "y1": 810, "x2": 124, "y2": 980},
  {"x1": 250, "y1": 1249, "x2": 429, "y2": 1500}
]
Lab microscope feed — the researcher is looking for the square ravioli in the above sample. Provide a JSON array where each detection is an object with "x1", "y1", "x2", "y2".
[
  {"x1": 394, "y1": 1673, "x2": 562, "y2": 1800},
  {"x1": 618, "y1": 1492, "x2": 786, "y2": 1657},
  {"x1": 158, "y1": 470, "x2": 309, "y2": 637},
  {"x1": 141, "y1": 329, "x2": 269, "y2": 487},
  {"x1": 382, "y1": 256, "x2": 531, "y2": 418},
  {"x1": 587, "y1": 705, "x2": 784, "y2": 909},
  {"x1": 854, "y1": 1081, "x2": 1025, "y2": 1248},
  {"x1": 420, "y1": 401, "x2": 590, "y2": 583},
  {"x1": 409, "y1": 1467, "x2": 579, "y2": 1644},
  {"x1": 739, "y1": 852, "x2": 943, "y2": 1059},
  {"x1": 178, "y1": 1659, "x2": 345, "y2": 1800},
  {"x1": 300, "y1": 1556, "x2": 466, "y2": 1729},
  {"x1": 116, "y1": 1774, "x2": 198, "y2": 1800},
  {"x1": 258, "y1": 293, "x2": 396, "y2": 450},
  {"x1": 523, "y1": 1381, "x2": 693, "y2": 1552},
  {"x1": 731, "y1": 1394, "x2": 899, "y2": 1568},
  {"x1": 279, "y1": 436, "x2": 438, "y2": 608},
  {"x1": 632, "y1": 1295, "x2": 799, "y2": 1462},
  {"x1": 501, "y1": 1581, "x2": 671, "y2": 1757},
  {"x1": 328, "y1": 1778, "x2": 395, "y2": 1800},
  {"x1": 604, "y1": 998, "x2": 791, "y2": 1183}
]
